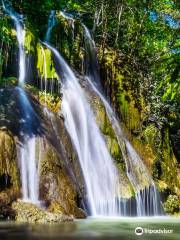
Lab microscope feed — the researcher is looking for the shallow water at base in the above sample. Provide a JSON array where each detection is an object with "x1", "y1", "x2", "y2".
[{"x1": 0, "y1": 217, "x2": 179, "y2": 240}]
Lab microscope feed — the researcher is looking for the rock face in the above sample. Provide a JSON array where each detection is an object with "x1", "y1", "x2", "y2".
[
  {"x1": 98, "y1": 48, "x2": 180, "y2": 213},
  {"x1": 0, "y1": 128, "x2": 20, "y2": 220},
  {"x1": 0, "y1": 128, "x2": 20, "y2": 197},
  {"x1": 12, "y1": 200, "x2": 73, "y2": 223},
  {"x1": 38, "y1": 138, "x2": 86, "y2": 218},
  {"x1": 0, "y1": 87, "x2": 86, "y2": 221}
]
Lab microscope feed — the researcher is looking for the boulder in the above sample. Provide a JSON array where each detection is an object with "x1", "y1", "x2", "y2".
[{"x1": 12, "y1": 200, "x2": 73, "y2": 223}]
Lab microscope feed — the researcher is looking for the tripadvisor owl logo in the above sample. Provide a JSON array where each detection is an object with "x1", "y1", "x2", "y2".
[{"x1": 135, "y1": 227, "x2": 144, "y2": 236}]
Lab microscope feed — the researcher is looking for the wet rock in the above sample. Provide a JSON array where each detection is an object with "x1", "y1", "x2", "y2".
[
  {"x1": 0, "y1": 128, "x2": 21, "y2": 213},
  {"x1": 48, "y1": 201, "x2": 87, "y2": 219},
  {"x1": 0, "y1": 192, "x2": 11, "y2": 206},
  {"x1": 12, "y1": 200, "x2": 73, "y2": 223},
  {"x1": 98, "y1": 48, "x2": 180, "y2": 214},
  {"x1": 39, "y1": 142, "x2": 86, "y2": 218},
  {"x1": 0, "y1": 205, "x2": 16, "y2": 220},
  {"x1": 0, "y1": 88, "x2": 86, "y2": 219},
  {"x1": 0, "y1": 191, "x2": 16, "y2": 220}
]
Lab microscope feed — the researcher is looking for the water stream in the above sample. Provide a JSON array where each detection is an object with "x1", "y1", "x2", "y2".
[
  {"x1": 83, "y1": 25, "x2": 164, "y2": 216},
  {"x1": 45, "y1": 11, "x2": 165, "y2": 217},
  {"x1": 45, "y1": 10, "x2": 56, "y2": 43},
  {"x1": 45, "y1": 42, "x2": 123, "y2": 216},
  {"x1": 16, "y1": 87, "x2": 42, "y2": 204},
  {"x1": 2, "y1": 0, "x2": 25, "y2": 86},
  {"x1": 2, "y1": 1, "x2": 41, "y2": 204}
]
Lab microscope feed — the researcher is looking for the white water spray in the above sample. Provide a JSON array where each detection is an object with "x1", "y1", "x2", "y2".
[
  {"x1": 3, "y1": 1, "x2": 41, "y2": 204},
  {"x1": 83, "y1": 25, "x2": 164, "y2": 216},
  {"x1": 45, "y1": 42, "x2": 123, "y2": 216},
  {"x1": 16, "y1": 87, "x2": 42, "y2": 204},
  {"x1": 2, "y1": 0, "x2": 25, "y2": 86}
]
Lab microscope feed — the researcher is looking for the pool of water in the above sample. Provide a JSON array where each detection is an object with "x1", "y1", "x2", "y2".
[{"x1": 0, "y1": 217, "x2": 179, "y2": 240}]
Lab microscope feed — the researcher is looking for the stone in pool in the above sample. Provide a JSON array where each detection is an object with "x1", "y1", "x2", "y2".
[{"x1": 12, "y1": 200, "x2": 73, "y2": 223}]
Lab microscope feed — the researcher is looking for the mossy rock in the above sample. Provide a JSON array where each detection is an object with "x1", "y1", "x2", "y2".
[
  {"x1": 48, "y1": 201, "x2": 86, "y2": 219},
  {"x1": 0, "y1": 77, "x2": 17, "y2": 87},
  {"x1": 27, "y1": 84, "x2": 61, "y2": 113},
  {"x1": 39, "y1": 139, "x2": 85, "y2": 218},
  {"x1": 0, "y1": 128, "x2": 20, "y2": 198},
  {"x1": 12, "y1": 200, "x2": 73, "y2": 223},
  {"x1": 0, "y1": 191, "x2": 11, "y2": 207},
  {"x1": 98, "y1": 47, "x2": 180, "y2": 208}
]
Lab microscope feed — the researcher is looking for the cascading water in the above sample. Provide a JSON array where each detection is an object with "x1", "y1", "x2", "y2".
[
  {"x1": 2, "y1": 1, "x2": 41, "y2": 204},
  {"x1": 83, "y1": 25, "x2": 164, "y2": 216},
  {"x1": 60, "y1": 11, "x2": 75, "y2": 37},
  {"x1": 16, "y1": 87, "x2": 42, "y2": 204},
  {"x1": 45, "y1": 10, "x2": 56, "y2": 43},
  {"x1": 83, "y1": 24, "x2": 101, "y2": 88},
  {"x1": 2, "y1": 0, "x2": 25, "y2": 86},
  {"x1": 45, "y1": 42, "x2": 124, "y2": 216}
]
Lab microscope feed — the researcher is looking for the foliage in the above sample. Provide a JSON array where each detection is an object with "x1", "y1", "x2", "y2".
[{"x1": 164, "y1": 194, "x2": 180, "y2": 214}]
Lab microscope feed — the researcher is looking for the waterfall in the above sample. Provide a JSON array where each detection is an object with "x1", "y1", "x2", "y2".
[
  {"x1": 60, "y1": 11, "x2": 75, "y2": 35},
  {"x1": 83, "y1": 24, "x2": 101, "y2": 88},
  {"x1": 45, "y1": 42, "x2": 124, "y2": 216},
  {"x1": 2, "y1": 1, "x2": 41, "y2": 204},
  {"x1": 45, "y1": 10, "x2": 56, "y2": 43},
  {"x1": 16, "y1": 87, "x2": 42, "y2": 204},
  {"x1": 2, "y1": 0, "x2": 25, "y2": 86},
  {"x1": 83, "y1": 25, "x2": 164, "y2": 216}
]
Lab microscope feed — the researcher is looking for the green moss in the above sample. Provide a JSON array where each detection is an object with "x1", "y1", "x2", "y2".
[
  {"x1": 24, "y1": 29, "x2": 35, "y2": 53},
  {"x1": 37, "y1": 43, "x2": 58, "y2": 79},
  {"x1": 26, "y1": 84, "x2": 61, "y2": 113},
  {"x1": 12, "y1": 200, "x2": 73, "y2": 222},
  {"x1": 0, "y1": 129, "x2": 20, "y2": 197},
  {"x1": 116, "y1": 89, "x2": 143, "y2": 132},
  {"x1": 0, "y1": 77, "x2": 17, "y2": 87},
  {"x1": 160, "y1": 128, "x2": 179, "y2": 195},
  {"x1": 144, "y1": 124, "x2": 159, "y2": 147},
  {"x1": 100, "y1": 47, "x2": 179, "y2": 212},
  {"x1": 39, "y1": 143, "x2": 82, "y2": 217}
]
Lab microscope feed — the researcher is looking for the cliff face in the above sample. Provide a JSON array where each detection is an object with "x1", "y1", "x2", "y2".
[
  {"x1": 0, "y1": 87, "x2": 87, "y2": 220},
  {"x1": 98, "y1": 48, "x2": 180, "y2": 214}
]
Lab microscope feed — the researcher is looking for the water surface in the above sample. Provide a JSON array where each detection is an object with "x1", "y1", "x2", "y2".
[{"x1": 0, "y1": 217, "x2": 179, "y2": 240}]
